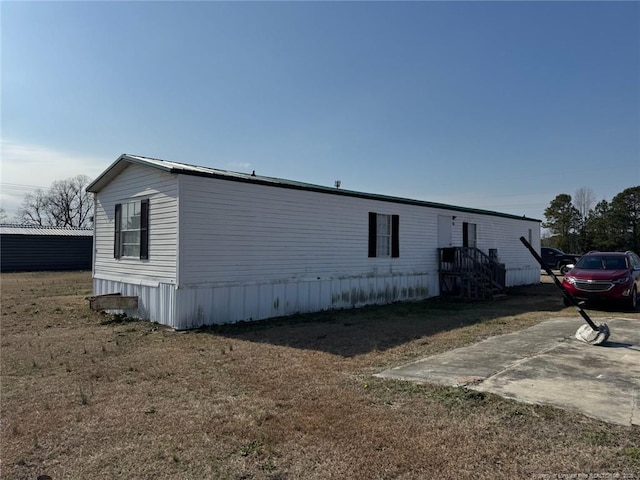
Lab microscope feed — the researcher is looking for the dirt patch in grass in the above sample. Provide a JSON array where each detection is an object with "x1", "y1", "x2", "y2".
[{"x1": 2, "y1": 271, "x2": 639, "y2": 479}]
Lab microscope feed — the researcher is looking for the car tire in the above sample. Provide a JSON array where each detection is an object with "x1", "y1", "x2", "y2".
[
  {"x1": 560, "y1": 264, "x2": 571, "y2": 275},
  {"x1": 563, "y1": 296, "x2": 572, "y2": 307},
  {"x1": 627, "y1": 286, "x2": 638, "y2": 312}
]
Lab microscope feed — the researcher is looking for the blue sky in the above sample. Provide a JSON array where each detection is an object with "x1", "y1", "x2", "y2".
[{"x1": 2, "y1": 1, "x2": 639, "y2": 222}]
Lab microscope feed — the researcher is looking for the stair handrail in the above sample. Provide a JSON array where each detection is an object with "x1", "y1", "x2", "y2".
[{"x1": 439, "y1": 246, "x2": 505, "y2": 292}]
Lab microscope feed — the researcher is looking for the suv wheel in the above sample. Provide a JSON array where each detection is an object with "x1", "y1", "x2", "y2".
[
  {"x1": 560, "y1": 264, "x2": 571, "y2": 275},
  {"x1": 628, "y1": 286, "x2": 638, "y2": 312}
]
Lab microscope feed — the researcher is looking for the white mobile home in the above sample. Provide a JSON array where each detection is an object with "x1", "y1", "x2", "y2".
[{"x1": 87, "y1": 154, "x2": 541, "y2": 329}]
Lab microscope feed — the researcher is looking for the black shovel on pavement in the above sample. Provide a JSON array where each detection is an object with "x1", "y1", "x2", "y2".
[{"x1": 519, "y1": 237, "x2": 610, "y2": 345}]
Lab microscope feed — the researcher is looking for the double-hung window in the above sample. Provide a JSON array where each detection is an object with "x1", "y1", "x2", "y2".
[
  {"x1": 463, "y1": 222, "x2": 477, "y2": 248},
  {"x1": 376, "y1": 214, "x2": 392, "y2": 257},
  {"x1": 368, "y1": 212, "x2": 399, "y2": 258},
  {"x1": 114, "y1": 199, "x2": 149, "y2": 259}
]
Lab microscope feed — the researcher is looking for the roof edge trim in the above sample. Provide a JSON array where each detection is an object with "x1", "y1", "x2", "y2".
[{"x1": 86, "y1": 154, "x2": 542, "y2": 223}]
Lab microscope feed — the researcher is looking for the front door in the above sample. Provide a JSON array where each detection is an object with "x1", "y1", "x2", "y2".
[{"x1": 438, "y1": 215, "x2": 453, "y2": 248}]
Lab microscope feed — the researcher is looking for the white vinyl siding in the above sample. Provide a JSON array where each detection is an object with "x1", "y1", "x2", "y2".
[
  {"x1": 177, "y1": 175, "x2": 540, "y2": 287},
  {"x1": 177, "y1": 176, "x2": 436, "y2": 286},
  {"x1": 93, "y1": 163, "x2": 178, "y2": 284}
]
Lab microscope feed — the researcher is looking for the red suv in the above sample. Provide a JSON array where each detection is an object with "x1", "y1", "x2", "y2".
[{"x1": 562, "y1": 251, "x2": 640, "y2": 310}]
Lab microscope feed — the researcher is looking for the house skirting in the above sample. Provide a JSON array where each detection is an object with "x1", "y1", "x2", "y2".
[
  {"x1": 93, "y1": 277, "x2": 177, "y2": 326},
  {"x1": 93, "y1": 273, "x2": 439, "y2": 329},
  {"x1": 505, "y1": 266, "x2": 540, "y2": 287}
]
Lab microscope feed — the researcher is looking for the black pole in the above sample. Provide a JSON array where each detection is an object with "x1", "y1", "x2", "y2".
[{"x1": 519, "y1": 236, "x2": 598, "y2": 331}]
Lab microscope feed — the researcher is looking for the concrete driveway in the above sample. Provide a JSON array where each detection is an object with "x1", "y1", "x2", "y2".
[{"x1": 376, "y1": 317, "x2": 639, "y2": 426}]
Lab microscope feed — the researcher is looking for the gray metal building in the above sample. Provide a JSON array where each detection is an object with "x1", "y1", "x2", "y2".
[{"x1": 0, "y1": 224, "x2": 93, "y2": 272}]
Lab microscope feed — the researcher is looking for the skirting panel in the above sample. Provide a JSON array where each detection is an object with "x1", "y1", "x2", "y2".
[
  {"x1": 174, "y1": 273, "x2": 439, "y2": 329},
  {"x1": 505, "y1": 266, "x2": 540, "y2": 287},
  {"x1": 92, "y1": 278, "x2": 176, "y2": 326},
  {"x1": 93, "y1": 267, "x2": 536, "y2": 329}
]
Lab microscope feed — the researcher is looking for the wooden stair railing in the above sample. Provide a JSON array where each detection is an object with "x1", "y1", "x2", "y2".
[{"x1": 438, "y1": 247, "x2": 506, "y2": 300}]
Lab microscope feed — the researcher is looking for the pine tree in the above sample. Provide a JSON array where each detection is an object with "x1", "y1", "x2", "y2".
[{"x1": 543, "y1": 194, "x2": 581, "y2": 252}]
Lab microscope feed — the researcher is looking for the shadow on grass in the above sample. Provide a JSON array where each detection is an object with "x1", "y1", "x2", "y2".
[
  {"x1": 198, "y1": 282, "x2": 567, "y2": 357},
  {"x1": 99, "y1": 313, "x2": 141, "y2": 326}
]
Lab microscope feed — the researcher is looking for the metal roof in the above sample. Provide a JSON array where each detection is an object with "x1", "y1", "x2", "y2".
[
  {"x1": 87, "y1": 153, "x2": 542, "y2": 222},
  {"x1": 0, "y1": 224, "x2": 94, "y2": 236},
  {"x1": 86, "y1": 153, "x2": 325, "y2": 193}
]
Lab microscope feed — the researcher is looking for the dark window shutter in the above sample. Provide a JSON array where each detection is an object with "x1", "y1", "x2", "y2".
[
  {"x1": 114, "y1": 203, "x2": 122, "y2": 259},
  {"x1": 391, "y1": 215, "x2": 400, "y2": 258},
  {"x1": 140, "y1": 199, "x2": 149, "y2": 260},
  {"x1": 463, "y1": 222, "x2": 469, "y2": 247},
  {"x1": 368, "y1": 212, "x2": 377, "y2": 257}
]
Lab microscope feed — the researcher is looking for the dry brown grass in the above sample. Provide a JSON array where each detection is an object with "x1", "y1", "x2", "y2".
[{"x1": 1, "y1": 271, "x2": 639, "y2": 479}]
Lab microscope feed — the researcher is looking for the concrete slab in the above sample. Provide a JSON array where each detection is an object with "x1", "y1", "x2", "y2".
[{"x1": 376, "y1": 317, "x2": 640, "y2": 426}]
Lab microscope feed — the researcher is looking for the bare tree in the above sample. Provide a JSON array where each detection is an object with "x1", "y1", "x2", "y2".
[
  {"x1": 18, "y1": 188, "x2": 52, "y2": 226},
  {"x1": 573, "y1": 187, "x2": 596, "y2": 252},
  {"x1": 17, "y1": 175, "x2": 93, "y2": 228},
  {"x1": 47, "y1": 175, "x2": 93, "y2": 227},
  {"x1": 574, "y1": 187, "x2": 596, "y2": 221}
]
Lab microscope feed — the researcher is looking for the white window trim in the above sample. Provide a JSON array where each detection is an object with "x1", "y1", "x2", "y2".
[{"x1": 376, "y1": 213, "x2": 392, "y2": 257}]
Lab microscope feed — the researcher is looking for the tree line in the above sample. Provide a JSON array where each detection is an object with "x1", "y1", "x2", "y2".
[{"x1": 542, "y1": 186, "x2": 639, "y2": 254}]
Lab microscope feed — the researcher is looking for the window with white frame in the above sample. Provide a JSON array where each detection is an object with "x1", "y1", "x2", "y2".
[
  {"x1": 463, "y1": 222, "x2": 477, "y2": 248},
  {"x1": 114, "y1": 199, "x2": 149, "y2": 259},
  {"x1": 122, "y1": 202, "x2": 142, "y2": 257},
  {"x1": 376, "y1": 214, "x2": 391, "y2": 257},
  {"x1": 368, "y1": 212, "x2": 399, "y2": 258}
]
